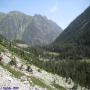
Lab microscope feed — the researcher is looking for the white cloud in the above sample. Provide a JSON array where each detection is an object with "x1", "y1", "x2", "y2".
[{"x1": 49, "y1": 0, "x2": 58, "y2": 13}]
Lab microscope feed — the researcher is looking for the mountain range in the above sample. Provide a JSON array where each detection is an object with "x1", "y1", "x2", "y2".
[{"x1": 0, "y1": 11, "x2": 62, "y2": 46}]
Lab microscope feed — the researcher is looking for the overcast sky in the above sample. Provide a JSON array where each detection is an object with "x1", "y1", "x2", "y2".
[{"x1": 0, "y1": 0, "x2": 90, "y2": 29}]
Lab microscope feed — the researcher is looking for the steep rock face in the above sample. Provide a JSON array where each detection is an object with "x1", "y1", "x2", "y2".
[
  {"x1": 0, "y1": 11, "x2": 62, "y2": 45},
  {"x1": 23, "y1": 15, "x2": 61, "y2": 45},
  {"x1": 0, "y1": 12, "x2": 6, "y2": 22},
  {"x1": 54, "y1": 6, "x2": 90, "y2": 45},
  {"x1": 0, "y1": 11, "x2": 32, "y2": 40}
]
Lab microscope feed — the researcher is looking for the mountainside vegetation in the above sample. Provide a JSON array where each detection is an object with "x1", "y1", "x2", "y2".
[{"x1": 0, "y1": 34, "x2": 90, "y2": 89}]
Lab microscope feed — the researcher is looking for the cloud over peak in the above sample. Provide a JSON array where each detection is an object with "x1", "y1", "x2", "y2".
[{"x1": 49, "y1": 0, "x2": 59, "y2": 13}]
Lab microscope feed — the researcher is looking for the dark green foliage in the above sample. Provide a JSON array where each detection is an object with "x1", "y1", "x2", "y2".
[
  {"x1": 37, "y1": 60, "x2": 90, "y2": 89},
  {"x1": 9, "y1": 57, "x2": 17, "y2": 66},
  {"x1": 26, "y1": 66, "x2": 33, "y2": 72}
]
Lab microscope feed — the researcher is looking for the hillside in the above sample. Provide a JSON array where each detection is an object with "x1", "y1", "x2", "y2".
[
  {"x1": 54, "y1": 6, "x2": 90, "y2": 45},
  {"x1": 0, "y1": 35, "x2": 81, "y2": 90},
  {"x1": 0, "y1": 34, "x2": 89, "y2": 90},
  {"x1": 0, "y1": 11, "x2": 62, "y2": 46}
]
